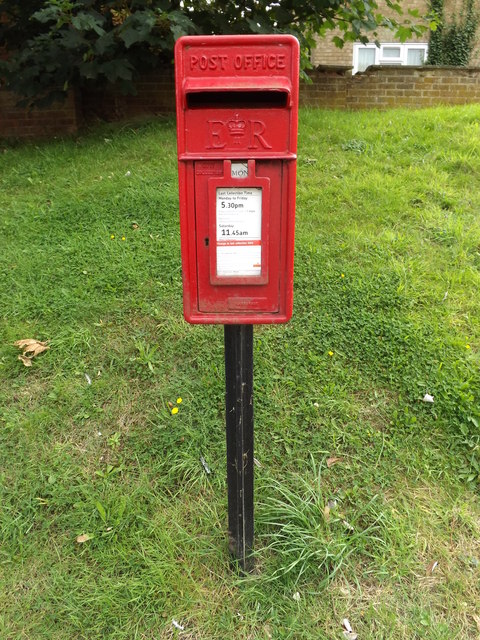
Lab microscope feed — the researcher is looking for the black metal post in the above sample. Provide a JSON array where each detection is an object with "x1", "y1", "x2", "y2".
[{"x1": 224, "y1": 324, "x2": 254, "y2": 572}]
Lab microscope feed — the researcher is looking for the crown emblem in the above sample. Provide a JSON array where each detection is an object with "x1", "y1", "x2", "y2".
[{"x1": 227, "y1": 113, "x2": 246, "y2": 143}]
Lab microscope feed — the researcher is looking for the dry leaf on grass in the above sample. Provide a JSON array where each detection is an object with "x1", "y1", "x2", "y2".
[
  {"x1": 14, "y1": 339, "x2": 49, "y2": 366},
  {"x1": 327, "y1": 456, "x2": 343, "y2": 468},
  {"x1": 76, "y1": 533, "x2": 94, "y2": 543},
  {"x1": 426, "y1": 560, "x2": 439, "y2": 576},
  {"x1": 18, "y1": 354, "x2": 33, "y2": 367}
]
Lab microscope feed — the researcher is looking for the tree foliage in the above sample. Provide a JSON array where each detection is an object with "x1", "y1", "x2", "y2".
[
  {"x1": 0, "y1": 0, "x2": 428, "y2": 106},
  {"x1": 428, "y1": 0, "x2": 478, "y2": 66}
]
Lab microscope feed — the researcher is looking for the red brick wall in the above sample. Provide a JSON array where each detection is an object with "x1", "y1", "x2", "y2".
[
  {"x1": 81, "y1": 68, "x2": 175, "y2": 123},
  {"x1": 0, "y1": 88, "x2": 79, "y2": 138},
  {"x1": 301, "y1": 65, "x2": 480, "y2": 109},
  {"x1": 1, "y1": 65, "x2": 480, "y2": 138},
  {"x1": 83, "y1": 65, "x2": 480, "y2": 120}
]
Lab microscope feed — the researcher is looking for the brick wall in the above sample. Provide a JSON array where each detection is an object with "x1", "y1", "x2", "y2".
[
  {"x1": 83, "y1": 65, "x2": 480, "y2": 120},
  {"x1": 81, "y1": 67, "x2": 175, "y2": 123},
  {"x1": 302, "y1": 65, "x2": 480, "y2": 109},
  {"x1": 0, "y1": 66, "x2": 175, "y2": 138},
  {"x1": 0, "y1": 88, "x2": 79, "y2": 138},
  {"x1": 1, "y1": 65, "x2": 480, "y2": 138}
]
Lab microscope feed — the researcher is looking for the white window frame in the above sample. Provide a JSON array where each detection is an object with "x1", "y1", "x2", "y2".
[{"x1": 352, "y1": 43, "x2": 428, "y2": 74}]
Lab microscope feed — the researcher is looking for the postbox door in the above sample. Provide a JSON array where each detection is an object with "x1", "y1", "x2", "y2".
[{"x1": 194, "y1": 159, "x2": 286, "y2": 315}]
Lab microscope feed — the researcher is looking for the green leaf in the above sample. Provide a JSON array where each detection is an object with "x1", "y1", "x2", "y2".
[
  {"x1": 71, "y1": 12, "x2": 105, "y2": 36},
  {"x1": 396, "y1": 25, "x2": 413, "y2": 41},
  {"x1": 114, "y1": 496, "x2": 127, "y2": 525},
  {"x1": 118, "y1": 11, "x2": 156, "y2": 49},
  {"x1": 61, "y1": 29, "x2": 87, "y2": 48},
  {"x1": 79, "y1": 61, "x2": 99, "y2": 80},
  {"x1": 94, "y1": 31, "x2": 115, "y2": 56},
  {"x1": 168, "y1": 10, "x2": 196, "y2": 33},
  {"x1": 99, "y1": 59, "x2": 134, "y2": 82},
  {"x1": 95, "y1": 501, "x2": 107, "y2": 524},
  {"x1": 32, "y1": 6, "x2": 62, "y2": 25}
]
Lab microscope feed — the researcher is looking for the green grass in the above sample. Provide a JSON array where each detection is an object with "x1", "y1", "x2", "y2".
[{"x1": 1, "y1": 106, "x2": 479, "y2": 639}]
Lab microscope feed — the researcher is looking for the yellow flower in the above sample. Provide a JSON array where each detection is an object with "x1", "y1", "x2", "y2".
[
  {"x1": 110, "y1": 235, "x2": 115, "y2": 239},
  {"x1": 176, "y1": 397, "x2": 183, "y2": 404},
  {"x1": 341, "y1": 273, "x2": 345, "y2": 278},
  {"x1": 171, "y1": 407, "x2": 179, "y2": 415},
  {"x1": 466, "y1": 344, "x2": 471, "y2": 349},
  {"x1": 328, "y1": 351, "x2": 334, "y2": 357},
  {"x1": 121, "y1": 236, "x2": 126, "y2": 241}
]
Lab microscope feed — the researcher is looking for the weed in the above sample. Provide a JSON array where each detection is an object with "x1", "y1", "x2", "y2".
[{"x1": 131, "y1": 338, "x2": 160, "y2": 378}]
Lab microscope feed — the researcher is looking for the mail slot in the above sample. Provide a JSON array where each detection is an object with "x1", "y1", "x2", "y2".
[{"x1": 175, "y1": 34, "x2": 299, "y2": 324}]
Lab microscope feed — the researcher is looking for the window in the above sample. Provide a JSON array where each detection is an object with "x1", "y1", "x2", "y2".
[
  {"x1": 357, "y1": 47, "x2": 376, "y2": 73},
  {"x1": 353, "y1": 43, "x2": 428, "y2": 74},
  {"x1": 382, "y1": 47, "x2": 401, "y2": 58},
  {"x1": 407, "y1": 48, "x2": 427, "y2": 65}
]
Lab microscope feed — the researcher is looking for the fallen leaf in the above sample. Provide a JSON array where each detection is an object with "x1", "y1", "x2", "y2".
[
  {"x1": 292, "y1": 591, "x2": 301, "y2": 602},
  {"x1": 18, "y1": 355, "x2": 33, "y2": 367},
  {"x1": 324, "y1": 504, "x2": 331, "y2": 522},
  {"x1": 76, "y1": 533, "x2": 94, "y2": 543},
  {"x1": 426, "y1": 560, "x2": 438, "y2": 576},
  {"x1": 422, "y1": 394, "x2": 434, "y2": 403},
  {"x1": 14, "y1": 339, "x2": 49, "y2": 361},
  {"x1": 327, "y1": 457, "x2": 343, "y2": 468},
  {"x1": 29, "y1": 344, "x2": 49, "y2": 357},
  {"x1": 14, "y1": 339, "x2": 39, "y2": 349}
]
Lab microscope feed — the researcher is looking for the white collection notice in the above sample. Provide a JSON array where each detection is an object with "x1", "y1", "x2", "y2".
[{"x1": 216, "y1": 187, "x2": 262, "y2": 277}]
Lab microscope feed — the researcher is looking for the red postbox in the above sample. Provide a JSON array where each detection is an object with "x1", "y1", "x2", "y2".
[{"x1": 175, "y1": 34, "x2": 299, "y2": 324}]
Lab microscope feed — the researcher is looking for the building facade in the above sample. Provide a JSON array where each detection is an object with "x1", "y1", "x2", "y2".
[{"x1": 311, "y1": 0, "x2": 480, "y2": 71}]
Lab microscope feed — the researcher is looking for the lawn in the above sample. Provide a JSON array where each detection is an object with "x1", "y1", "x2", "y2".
[{"x1": 0, "y1": 105, "x2": 479, "y2": 639}]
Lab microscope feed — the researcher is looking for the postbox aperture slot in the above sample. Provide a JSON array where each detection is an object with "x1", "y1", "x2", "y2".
[{"x1": 186, "y1": 90, "x2": 288, "y2": 109}]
